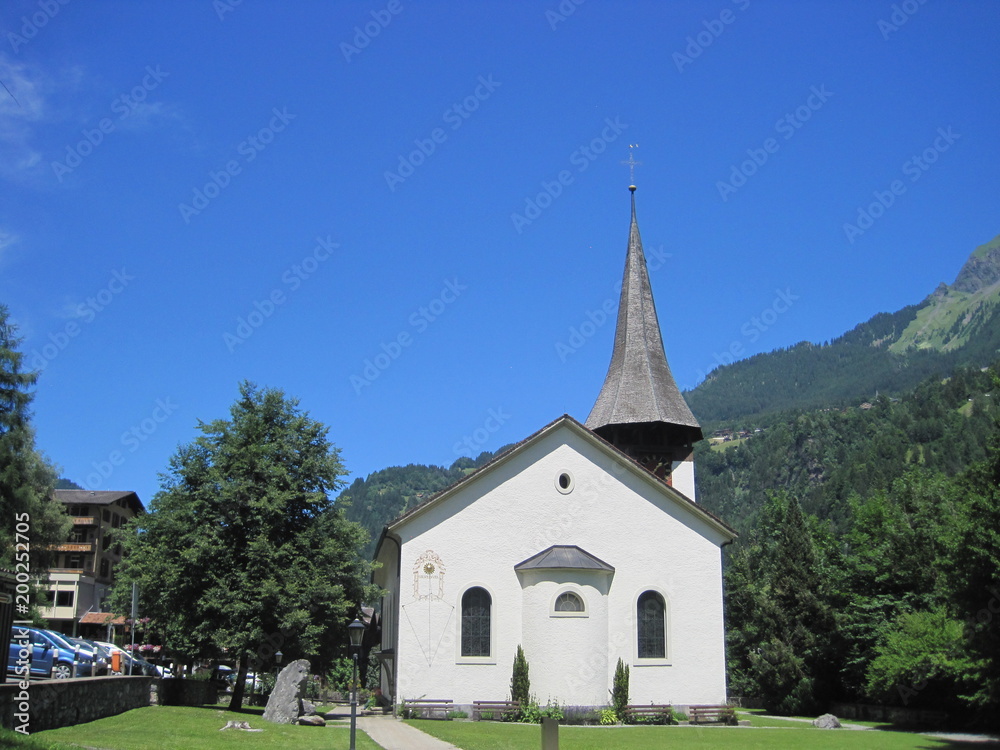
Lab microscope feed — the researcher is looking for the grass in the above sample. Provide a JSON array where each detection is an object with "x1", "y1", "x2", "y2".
[
  {"x1": 405, "y1": 717, "x2": 990, "y2": 749},
  {"x1": 13, "y1": 705, "x2": 382, "y2": 750}
]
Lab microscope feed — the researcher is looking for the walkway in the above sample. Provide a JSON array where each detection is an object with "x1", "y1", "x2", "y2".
[{"x1": 357, "y1": 715, "x2": 461, "y2": 750}]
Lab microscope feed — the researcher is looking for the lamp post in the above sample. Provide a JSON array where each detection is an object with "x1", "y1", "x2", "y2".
[
  {"x1": 274, "y1": 650, "x2": 282, "y2": 693},
  {"x1": 348, "y1": 617, "x2": 365, "y2": 750}
]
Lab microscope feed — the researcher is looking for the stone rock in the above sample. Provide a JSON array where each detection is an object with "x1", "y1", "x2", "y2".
[
  {"x1": 263, "y1": 659, "x2": 311, "y2": 724},
  {"x1": 300, "y1": 698, "x2": 317, "y2": 716},
  {"x1": 813, "y1": 713, "x2": 842, "y2": 729},
  {"x1": 297, "y1": 715, "x2": 326, "y2": 726}
]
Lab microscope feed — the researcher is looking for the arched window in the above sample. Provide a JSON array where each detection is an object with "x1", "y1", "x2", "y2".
[
  {"x1": 461, "y1": 587, "x2": 491, "y2": 657},
  {"x1": 554, "y1": 591, "x2": 584, "y2": 612},
  {"x1": 637, "y1": 590, "x2": 666, "y2": 658}
]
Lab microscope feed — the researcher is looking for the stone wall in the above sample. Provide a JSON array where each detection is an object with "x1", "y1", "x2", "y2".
[
  {"x1": 0, "y1": 675, "x2": 153, "y2": 733},
  {"x1": 831, "y1": 702, "x2": 949, "y2": 727}
]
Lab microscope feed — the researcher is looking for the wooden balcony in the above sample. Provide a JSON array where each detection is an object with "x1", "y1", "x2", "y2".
[{"x1": 53, "y1": 542, "x2": 94, "y2": 553}]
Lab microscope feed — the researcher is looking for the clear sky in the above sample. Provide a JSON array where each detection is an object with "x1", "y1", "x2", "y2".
[{"x1": 2, "y1": 0, "x2": 997, "y2": 505}]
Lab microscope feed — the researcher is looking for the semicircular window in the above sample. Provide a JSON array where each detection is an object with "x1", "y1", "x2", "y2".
[{"x1": 554, "y1": 591, "x2": 584, "y2": 612}]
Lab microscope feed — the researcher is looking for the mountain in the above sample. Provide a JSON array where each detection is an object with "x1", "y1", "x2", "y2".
[
  {"x1": 685, "y1": 233, "x2": 1000, "y2": 424},
  {"x1": 695, "y1": 361, "x2": 1000, "y2": 530},
  {"x1": 336, "y1": 446, "x2": 515, "y2": 557}
]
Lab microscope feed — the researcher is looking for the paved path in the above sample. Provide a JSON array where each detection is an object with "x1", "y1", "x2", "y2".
[{"x1": 357, "y1": 715, "x2": 461, "y2": 750}]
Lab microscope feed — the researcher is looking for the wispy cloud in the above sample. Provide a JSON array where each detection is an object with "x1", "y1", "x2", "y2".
[{"x1": 0, "y1": 55, "x2": 47, "y2": 179}]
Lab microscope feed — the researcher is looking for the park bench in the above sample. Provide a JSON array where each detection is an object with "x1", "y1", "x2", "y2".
[
  {"x1": 623, "y1": 704, "x2": 673, "y2": 723},
  {"x1": 404, "y1": 698, "x2": 453, "y2": 719},
  {"x1": 472, "y1": 700, "x2": 520, "y2": 721},
  {"x1": 688, "y1": 704, "x2": 737, "y2": 724}
]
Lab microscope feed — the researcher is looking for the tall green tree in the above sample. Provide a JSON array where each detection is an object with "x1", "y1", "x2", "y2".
[
  {"x1": 725, "y1": 492, "x2": 835, "y2": 714},
  {"x1": 948, "y1": 406, "x2": 1000, "y2": 725},
  {"x1": 0, "y1": 305, "x2": 69, "y2": 575},
  {"x1": 112, "y1": 382, "x2": 373, "y2": 710}
]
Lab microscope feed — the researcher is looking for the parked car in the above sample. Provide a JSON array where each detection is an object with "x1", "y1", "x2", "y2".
[
  {"x1": 6, "y1": 626, "x2": 95, "y2": 679},
  {"x1": 94, "y1": 641, "x2": 162, "y2": 677},
  {"x1": 64, "y1": 636, "x2": 111, "y2": 676}
]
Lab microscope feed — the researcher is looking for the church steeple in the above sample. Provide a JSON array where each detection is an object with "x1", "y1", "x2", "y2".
[{"x1": 586, "y1": 185, "x2": 703, "y2": 491}]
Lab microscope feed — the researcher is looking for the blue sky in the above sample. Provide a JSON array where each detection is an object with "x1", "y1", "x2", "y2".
[{"x1": 2, "y1": 0, "x2": 997, "y2": 505}]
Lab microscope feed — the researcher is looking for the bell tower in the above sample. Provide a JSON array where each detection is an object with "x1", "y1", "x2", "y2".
[{"x1": 585, "y1": 183, "x2": 702, "y2": 498}]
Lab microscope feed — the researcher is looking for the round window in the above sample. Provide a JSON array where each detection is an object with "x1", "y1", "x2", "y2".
[{"x1": 555, "y1": 471, "x2": 574, "y2": 494}]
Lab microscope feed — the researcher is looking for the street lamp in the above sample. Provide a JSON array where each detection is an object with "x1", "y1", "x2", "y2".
[
  {"x1": 348, "y1": 617, "x2": 365, "y2": 750},
  {"x1": 274, "y1": 650, "x2": 283, "y2": 691}
]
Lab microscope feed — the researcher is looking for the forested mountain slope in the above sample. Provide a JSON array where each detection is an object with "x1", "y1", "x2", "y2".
[
  {"x1": 696, "y1": 362, "x2": 1000, "y2": 531},
  {"x1": 336, "y1": 446, "x2": 514, "y2": 557},
  {"x1": 686, "y1": 233, "x2": 1000, "y2": 422}
]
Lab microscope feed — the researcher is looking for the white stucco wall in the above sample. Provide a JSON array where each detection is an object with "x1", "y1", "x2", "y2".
[{"x1": 386, "y1": 420, "x2": 730, "y2": 707}]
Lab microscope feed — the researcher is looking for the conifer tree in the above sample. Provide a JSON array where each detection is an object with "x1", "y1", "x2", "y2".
[
  {"x1": 510, "y1": 644, "x2": 530, "y2": 712},
  {"x1": 611, "y1": 657, "x2": 629, "y2": 720},
  {"x1": 0, "y1": 305, "x2": 70, "y2": 574}
]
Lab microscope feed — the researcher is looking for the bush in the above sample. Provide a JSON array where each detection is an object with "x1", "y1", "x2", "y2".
[
  {"x1": 600, "y1": 708, "x2": 618, "y2": 725},
  {"x1": 510, "y1": 645, "x2": 530, "y2": 714},
  {"x1": 447, "y1": 710, "x2": 468, "y2": 719},
  {"x1": 611, "y1": 657, "x2": 629, "y2": 721}
]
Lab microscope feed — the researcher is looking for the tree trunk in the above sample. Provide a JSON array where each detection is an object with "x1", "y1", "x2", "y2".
[{"x1": 228, "y1": 656, "x2": 249, "y2": 711}]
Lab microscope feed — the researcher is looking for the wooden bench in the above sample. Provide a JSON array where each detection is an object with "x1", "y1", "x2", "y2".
[
  {"x1": 403, "y1": 699, "x2": 453, "y2": 720},
  {"x1": 688, "y1": 704, "x2": 737, "y2": 724},
  {"x1": 472, "y1": 700, "x2": 520, "y2": 721},
  {"x1": 623, "y1": 704, "x2": 673, "y2": 723}
]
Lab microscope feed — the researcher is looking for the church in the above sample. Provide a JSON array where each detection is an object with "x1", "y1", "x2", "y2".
[{"x1": 372, "y1": 183, "x2": 736, "y2": 710}]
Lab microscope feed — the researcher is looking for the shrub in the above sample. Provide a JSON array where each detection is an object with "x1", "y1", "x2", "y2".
[
  {"x1": 447, "y1": 710, "x2": 468, "y2": 719},
  {"x1": 510, "y1": 645, "x2": 530, "y2": 714},
  {"x1": 600, "y1": 708, "x2": 618, "y2": 725},
  {"x1": 611, "y1": 657, "x2": 630, "y2": 721}
]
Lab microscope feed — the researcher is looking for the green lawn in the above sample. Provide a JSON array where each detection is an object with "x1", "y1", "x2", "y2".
[
  {"x1": 405, "y1": 717, "x2": 983, "y2": 750},
  {"x1": 11, "y1": 706, "x2": 382, "y2": 750}
]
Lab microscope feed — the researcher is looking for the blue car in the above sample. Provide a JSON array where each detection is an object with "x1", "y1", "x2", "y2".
[{"x1": 7, "y1": 626, "x2": 95, "y2": 679}]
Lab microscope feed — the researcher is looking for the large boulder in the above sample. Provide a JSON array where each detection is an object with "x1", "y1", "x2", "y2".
[
  {"x1": 263, "y1": 659, "x2": 311, "y2": 724},
  {"x1": 813, "y1": 713, "x2": 842, "y2": 729}
]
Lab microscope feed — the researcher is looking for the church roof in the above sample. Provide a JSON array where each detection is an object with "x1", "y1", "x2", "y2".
[
  {"x1": 514, "y1": 545, "x2": 615, "y2": 573},
  {"x1": 585, "y1": 188, "x2": 701, "y2": 436}
]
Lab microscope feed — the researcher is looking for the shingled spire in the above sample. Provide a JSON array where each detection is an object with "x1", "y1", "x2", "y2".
[{"x1": 586, "y1": 186, "x2": 702, "y2": 490}]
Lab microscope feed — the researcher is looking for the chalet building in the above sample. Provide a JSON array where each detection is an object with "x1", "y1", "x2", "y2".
[
  {"x1": 41, "y1": 490, "x2": 144, "y2": 637},
  {"x1": 373, "y1": 185, "x2": 735, "y2": 709}
]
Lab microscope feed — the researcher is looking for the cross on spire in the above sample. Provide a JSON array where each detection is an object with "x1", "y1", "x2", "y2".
[{"x1": 622, "y1": 144, "x2": 641, "y2": 188}]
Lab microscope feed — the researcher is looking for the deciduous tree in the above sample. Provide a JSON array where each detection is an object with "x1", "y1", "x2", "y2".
[{"x1": 113, "y1": 382, "x2": 373, "y2": 710}]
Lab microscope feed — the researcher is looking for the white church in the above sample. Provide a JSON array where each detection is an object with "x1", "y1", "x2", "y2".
[{"x1": 372, "y1": 184, "x2": 736, "y2": 709}]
